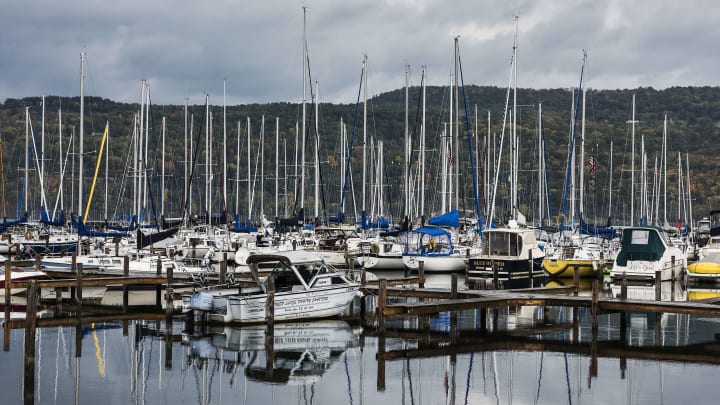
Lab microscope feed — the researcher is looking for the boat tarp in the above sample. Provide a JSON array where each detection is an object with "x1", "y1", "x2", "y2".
[
  {"x1": 615, "y1": 228, "x2": 666, "y2": 267},
  {"x1": 40, "y1": 206, "x2": 65, "y2": 227},
  {"x1": 427, "y1": 210, "x2": 460, "y2": 228},
  {"x1": 579, "y1": 216, "x2": 618, "y2": 240}
]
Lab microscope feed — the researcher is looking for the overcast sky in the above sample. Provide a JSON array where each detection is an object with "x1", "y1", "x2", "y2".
[{"x1": 1, "y1": 0, "x2": 717, "y2": 106}]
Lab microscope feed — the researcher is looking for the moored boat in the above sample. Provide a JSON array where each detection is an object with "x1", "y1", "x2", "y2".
[
  {"x1": 187, "y1": 251, "x2": 359, "y2": 324},
  {"x1": 609, "y1": 226, "x2": 686, "y2": 281}
]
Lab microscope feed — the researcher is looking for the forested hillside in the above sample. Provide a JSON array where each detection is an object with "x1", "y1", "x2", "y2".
[{"x1": 1, "y1": 85, "x2": 718, "y2": 226}]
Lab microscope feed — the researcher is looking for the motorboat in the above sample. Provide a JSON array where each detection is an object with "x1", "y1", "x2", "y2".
[{"x1": 187, "y1": 251, "x2": 360, "y2": 324}]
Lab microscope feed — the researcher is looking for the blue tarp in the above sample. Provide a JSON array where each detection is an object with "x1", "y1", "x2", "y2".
[
  {"x1": 40, "y1": 206, "x2": 65, "y2": 227},
  {"x1": 427, "y1": 210, "x2": 460, "y2": 228},
  {"x1": 579, "y1": 216, "x2": 618, "y2": 240}
]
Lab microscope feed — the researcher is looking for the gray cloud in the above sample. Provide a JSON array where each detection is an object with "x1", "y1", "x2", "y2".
[{"x1": 1, "y1": 0, "x2": 717, "y2": 105}]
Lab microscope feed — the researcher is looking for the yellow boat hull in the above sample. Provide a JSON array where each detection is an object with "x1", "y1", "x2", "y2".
[
  {"x1": 687, "y1": 261, "x2": 720, "y2": 275},
  {"x1": 543, "y1": 259, "x2": 601, "y2": 278}
]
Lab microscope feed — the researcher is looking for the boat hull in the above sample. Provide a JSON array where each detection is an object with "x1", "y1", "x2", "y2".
[
  {"x1": 542, "y1": 258, "x2": 601, "y2": 278},
  {"x1": 206, "y1": 285, "x2": 359, "y2": 324},
  {"x1": 402, "y1": 254, "x2": 467, "y2": 273}
]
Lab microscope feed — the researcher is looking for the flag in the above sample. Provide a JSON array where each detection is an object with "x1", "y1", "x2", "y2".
[{"x1": 588, "y1": 155, "x2": 595, "y2": 179}]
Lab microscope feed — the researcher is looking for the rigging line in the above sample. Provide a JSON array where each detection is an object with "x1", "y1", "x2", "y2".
[
  {"x1": 458, "y1": 53, "x2": 482, "y2": 220},
  {"x1": 181, "y1": 98, "x2": 209, "y2": 224},
  {"x1": 463, "y1": 353, "x2": 474, "y2": 405},
  {"x1": 340, "y1": 65, "x2": 365, "y2": 221}
]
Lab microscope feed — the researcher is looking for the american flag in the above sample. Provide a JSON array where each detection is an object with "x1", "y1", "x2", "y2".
[{"x1": 589, "y1": 155, "x2": 595, "y2": 179}]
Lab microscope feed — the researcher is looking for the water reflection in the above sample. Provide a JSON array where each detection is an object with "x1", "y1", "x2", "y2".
[
  {"x1": 5, "y1": 274, "x2": 720, "y2": 404},
  {"x1": 183, "y1": 320, "x2": 359, "y2": 386}
]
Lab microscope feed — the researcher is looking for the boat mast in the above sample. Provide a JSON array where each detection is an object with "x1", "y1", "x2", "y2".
[
  {"x1": 59, "y1": 106, "x2": 63, "y2": 212},
  {"x1": 184, "y1": 98, "x2": 188, "y2": 224},
  {"x1": 454, "y1": 36, "x2": 460, "y2": 214},
  {"x1": 663, "y1": 113, "x2": 668, "y2": 226},
  {"x1": 579, "y1": 51, "x2": 587, "y2": 220},
  {"x1": 300, "y1": 5, "x2": 307, "y2": 214},
  {"x1": 420, "y1": 65, "x2": 426, "y2": 220},
  {"x1": 24, "y1": 107, "x2": 29, "y2": 216},
  {"x1": 362, "y1": 54, "x2": 367, "y2": 228},
  {"x1": 247, "y1": 117, "x2": 251, "y2": 222},
  {"x1": 511, "y1": 18, "x2": 518, "y2": 222},
  {"x1": 314, "y1": 81, "x2": 319, "y2": 220},
  {"x1": 629, "y1": 94, "x2": 637, "y2": 225},
  {"x1": 223, "y1": 78, "x2": 228, "y2": 219},
  {"x1": 404, "y1": 64, "x2": 410, "y2": 220},
  {"x1": 608, "y1": 141, "x2": 613, "y2": 222},
  {"x1": 78, "y1": 51, "x2": 86, "y2": 220},
  {"x1": 161, "y1": 116, "x2": 166, "y2": 217},
  {"x1": 275, "y1": 116, "x2": 279, "y2": 220},
  {"x1": 236, "y1": 120, "x2": 240, "y2": 216},
  {"x1": 538, "y1": 102, "x2": 543, "y2": 225}
]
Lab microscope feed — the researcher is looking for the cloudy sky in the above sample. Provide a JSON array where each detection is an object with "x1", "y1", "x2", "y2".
[{"x1": 1, "y1": 0, "x2": 717, "y2": 105}]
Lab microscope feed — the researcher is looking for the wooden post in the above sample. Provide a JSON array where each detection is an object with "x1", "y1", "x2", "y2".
[
  {"x1": 492, "y1": 260, "x2": 498, "y2": 289},
  {"x1": 620, "y1": 273, "x2": 627, "y2": 344},
  {"x1": 34, "y1": 254, "x2": 41, "y2": 272},
  {"x1": 265, "y1": 275, "x2": 275, "y2": 326},
  {"x1": 55, "y1": 287, "x2": 63, "y2": 310},
  {"x1": 361, "y1": 269, "x2": 367, "y2": 285},
  {"x1": 621, "y1": 273, "x2": 628, "y2": 300},
  {"x1": 4, "y1": 262, "x2": 10, "y2": 351},
  {"x1": 573, "y1": 266, "x2": 580, "y2": 296},
  {"x1": 450, "y1": 274, "x2": 458, "y2": 300},
  {"x1": 528, "y1": 250, "x2": 534, "y2": 287},
  {"x1": 123, "y1": 256, "x2": 129, "y2": 312},
  {"x1": 75, "y1": 263, "x2": 83, "y2": 304},
  {"x1": 4, "y1": 262, "x2": 11, "y2": 321},
  {"x1": 480, "y1": 308, "x2": 487, "y2": 333},
  {"x1": 70, "y1": 253, "x2": 77, "y2": 298},
  {"x1": 377, "y1": 279, "x2": 387, "y2": 332},
  {"x1": 24, "y1": 280, "x2": 38, "y2": 404},
  {"x1": 591, "y1": 279, "x2": 599, "y2": 334},
  {"x1": 219, "y1": 254, "x2": 227, "y2": 284},
  {"x1": 451, "y1": 273, "x2": 458, "y2": 339},
  {"x1": 655, "y1": 270, "x2": 662, "y2": 301},
  {"x1": 418, "y1": 261, "x2": 425, "y2": 288},
  {"x1": 671, "y1": 256, "x2": 676, "y2": 280},
  {"x1": 156, "y1": 257, "x2": 163, "y2": 307}
]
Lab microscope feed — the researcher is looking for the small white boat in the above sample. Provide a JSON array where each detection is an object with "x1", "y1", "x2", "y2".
[
  {"x1": 188, "y1": 251, "x2": 360, "y2": 324},
  {"x1": 0, "y1": 261, "x2": 48, "y2": 296},
  {"x1": 609, "y1": 226, "x2": 686, "y2": 281}
]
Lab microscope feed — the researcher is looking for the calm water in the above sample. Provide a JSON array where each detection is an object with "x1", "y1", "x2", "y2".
[{"x1": 3, "y1": 275, "x2": 720, "y2": 404}]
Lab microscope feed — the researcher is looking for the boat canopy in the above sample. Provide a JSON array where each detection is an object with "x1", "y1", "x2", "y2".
[{"x1": 615, "y1": 227, "x2": 666, "y2": 267}]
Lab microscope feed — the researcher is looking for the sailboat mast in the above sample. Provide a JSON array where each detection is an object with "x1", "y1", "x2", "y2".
[
  {"x1": 105, "y1": 116, "x2": 110, "y2": 220},
  {"x1": 184, "y1": 98, "x2": 188, "y2": 222},
  {"x1": 579, "y1": 51, "x2": 587, "y2": 219},
  {"x1": 314, "y1": 81, "x2": 319, "y2": 220},
  {"x1": 24, "y1": 107, "x2": 29, "y2": 215},
  {"x1": 275, "y1": 117, "x2": 279, "y2": 220},
  {"x1": 630, "y1": 94, "x2": 636, "y2": 225},
  {"x1": 511, "y1": 18, "x2": 518, "y2": 222},
  {"x1": 247, "y1": 117, "x2": 251, "y2": 221},
  {"x1": 41, "y1": 96, "x2": 45, "y2": 208},
  {"x1": 59, "y1": 107, "x2": 63, "y2": 211},
  {"x1": 261, "y1": 115, "x2": 266, "y2": 221},
  {"x1": 663, "y1": 113, "x2": 668, "y2": 225},
  {"x1": 421, "y1": 65, "x2": 426, "y2": 219},
  {"x1": 454, "y1": 36, "x2": 460, "y2": 215},
  {"x1": 404, "y1": 64, "x2": 410, "y2": 219},
  {"x1": 608, "y1": 141, "x2": 613, "y2": 221},
  {"x1": 236, "y1": 120, "x2": 240, "y2": 216},
  {"x1": 161, "y1": 116, "x2": 166, "y2": 217},
  {"x1": 538, "y1": 102, "x2": 543, "y2": 225},
  {"x1": 362, "y1": 54, "x2": 367, "y2": 226},
  {"x1": 223, "y1": 78, "x2": 228, "y2": 217},
  {"x1": 448, "y1": 72, "x2": 453, "y2": 212},
  {"x1": 300, "y1": 6, "x2": 307, "y2": 213},
  {"x1": 78, "y1": 51, "x2": 85, "y2": 219}
]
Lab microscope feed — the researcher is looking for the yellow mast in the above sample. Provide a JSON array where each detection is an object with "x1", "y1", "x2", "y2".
[{"x1": 83, "y1": 122, "x2": 108, "y2": 224}]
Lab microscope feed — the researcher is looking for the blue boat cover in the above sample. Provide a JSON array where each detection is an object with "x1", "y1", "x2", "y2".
[{"x1": 427, "y1": 210, "x2": 460, "y2": 228}]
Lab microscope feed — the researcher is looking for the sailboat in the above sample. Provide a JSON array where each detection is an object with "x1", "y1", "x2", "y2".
[{"x1": 542, "y1": 51, "x2": 613, "y2": 278}]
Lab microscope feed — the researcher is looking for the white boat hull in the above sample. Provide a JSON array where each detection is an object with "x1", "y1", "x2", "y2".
[
  {"x1": 208, "y1": 285, "x2": 359, "y2": 324},
  {"x1": 402, "y1": 254, "x2": 466, "y2": 273}
]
